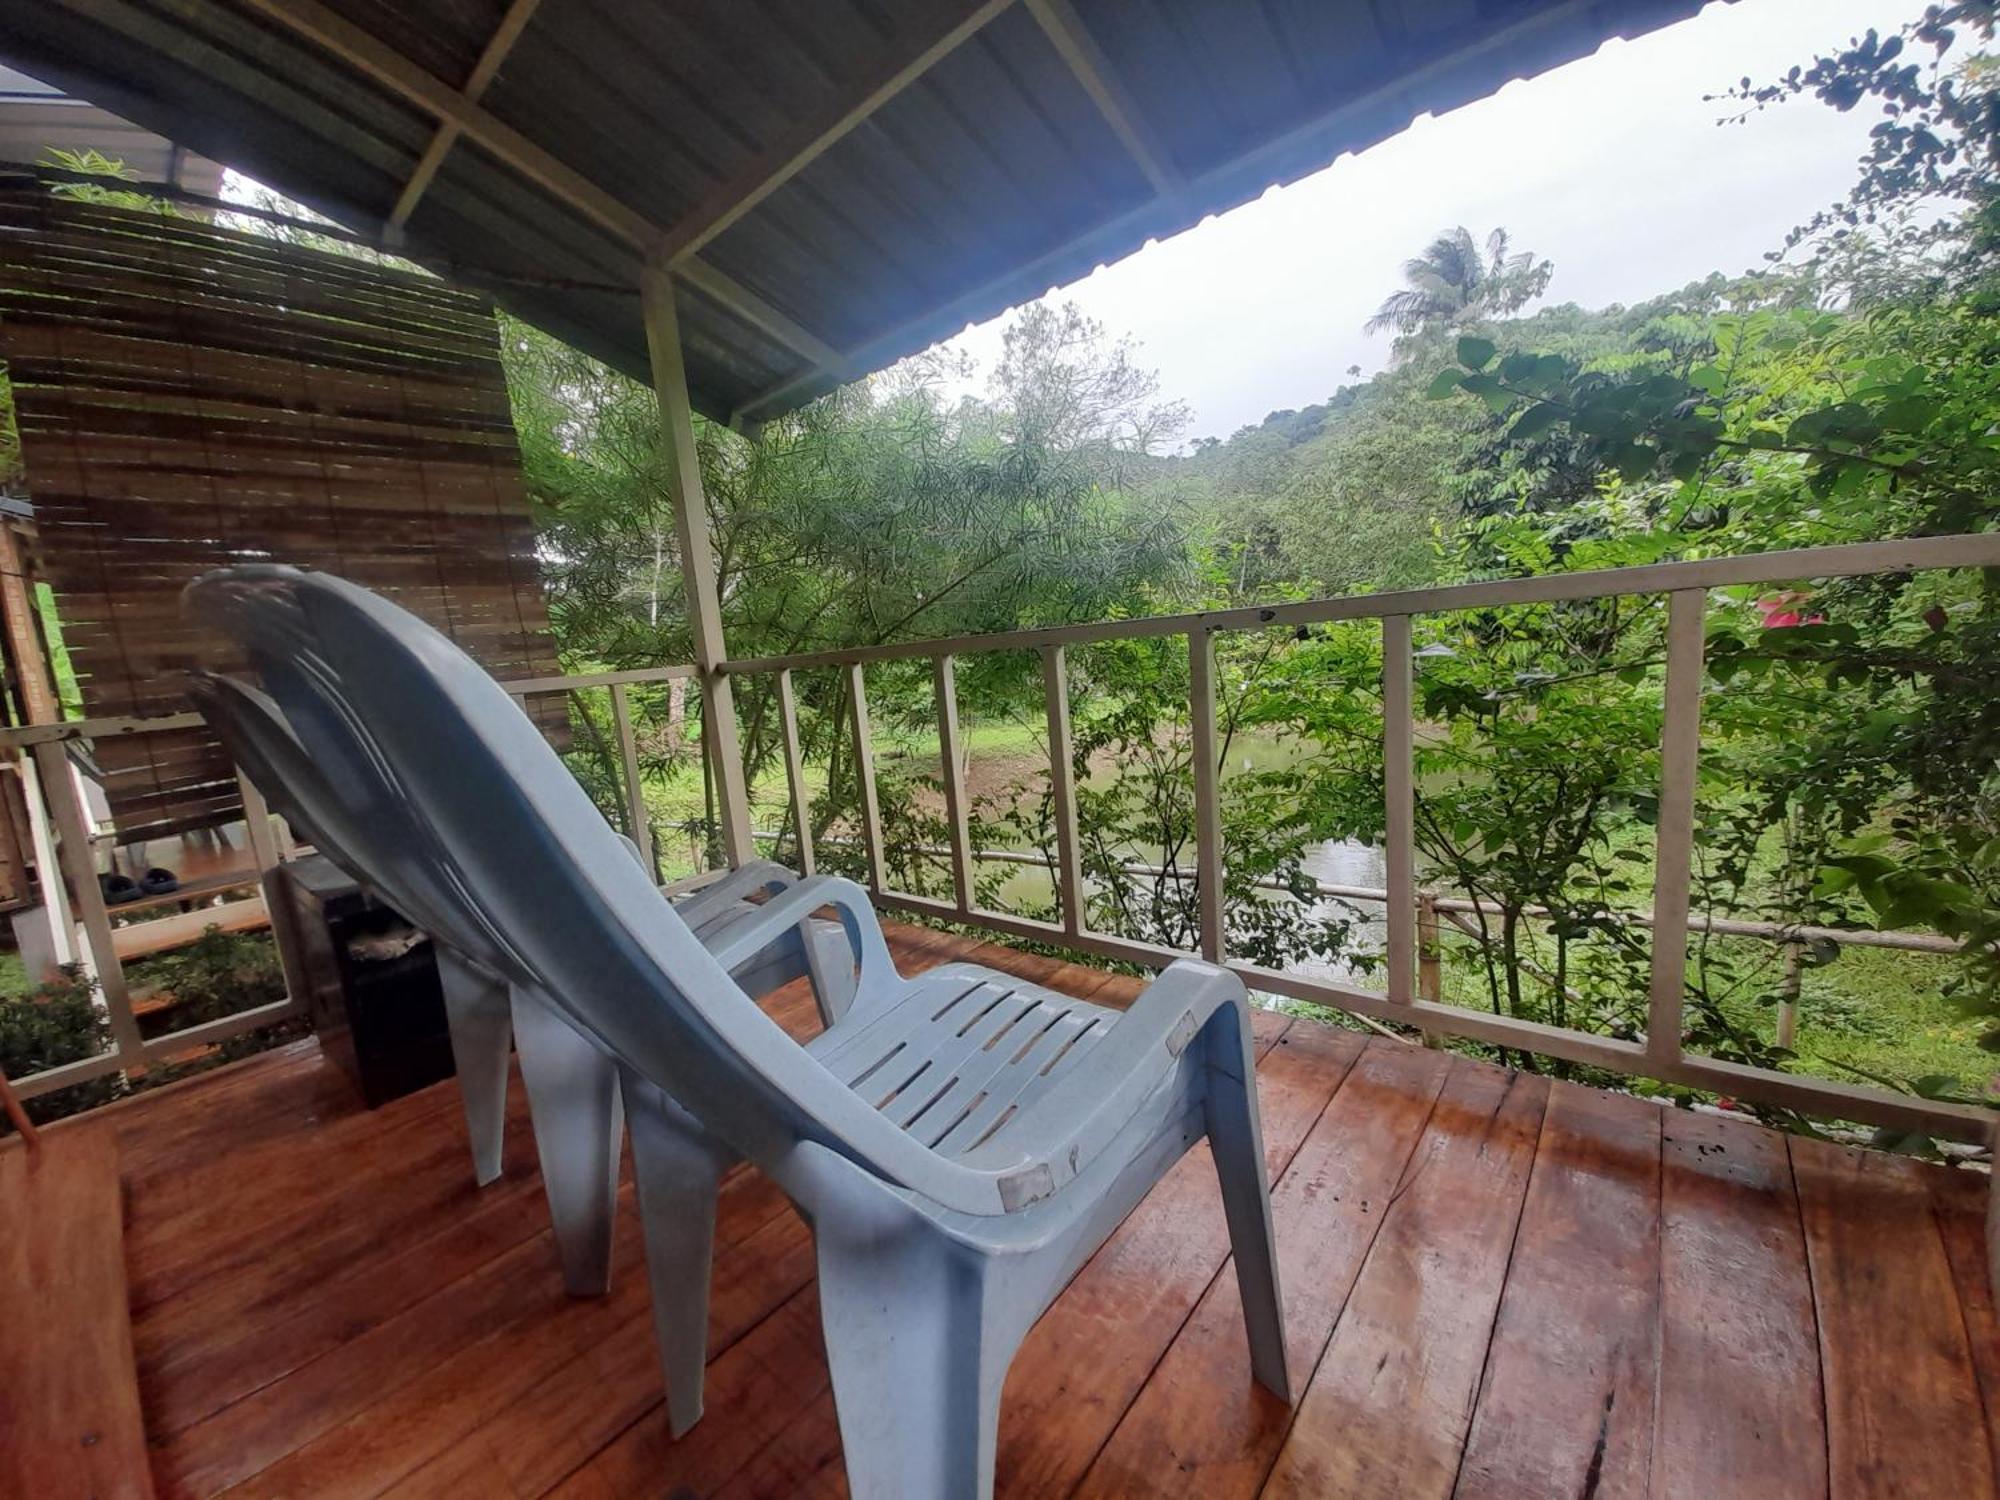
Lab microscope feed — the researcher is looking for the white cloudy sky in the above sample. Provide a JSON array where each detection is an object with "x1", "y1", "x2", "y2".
[{"x1": 928, "y1": 0, "x2": 1933, "y2": 443}]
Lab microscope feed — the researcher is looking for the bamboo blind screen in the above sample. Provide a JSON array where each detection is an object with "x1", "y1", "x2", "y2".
[{"x1": 0, "y1": 190, "x2": 567, "y2": 841}]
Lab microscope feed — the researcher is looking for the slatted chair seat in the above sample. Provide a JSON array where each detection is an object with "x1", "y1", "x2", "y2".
[{"x1": 808, "y1": 964, "x2": 1118, "y2": 1157}]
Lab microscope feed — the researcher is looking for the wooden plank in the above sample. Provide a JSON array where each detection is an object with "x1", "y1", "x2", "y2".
[
  {"x1": 544, "y1": 1289, "x2": 833, "y2": 1500},
  {"x1": 383, "y1": 1208, "x2": 815, "y2": 1499},
  {"x1": 1077, "y1": 1037, "x2": 1451, "y2": 1497},
  {"x1": 991, "y1": 1020, "x2": 1364, "y2": 1494},
  {"x1": 1453, "y1": 1081, "x2": 1662, "y2": 1499},
  {"x1": 1652, "y1": 1108, "x2": 1826, "y2": 1498},
  {"x1": 1792, "y1": 1135, "x2": 1996, "y2": 1499},
  {"x1": 1647, "y1": 588, "x2": 1706, "y2": 1065},
  {"x1": 1262, "y1": 1060, "x2": 1550, "y2": 1498},
  {"x1": 0, "y1": 1127, "x2": 155, "y2": 1500},
  {"x1": 1929, "y1": 1165, "x2": 2000, "y2": 1474}
]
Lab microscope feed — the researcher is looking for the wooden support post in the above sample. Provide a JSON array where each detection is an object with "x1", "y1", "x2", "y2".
[
  {"x1": 847, "y1": 664, "x2": 887, "y2": 893},
  {"x1": 1416, "y1": 886, "x2": 1443, "y2": 1048},
  {"x1": 1775, "y1": 939, "x2": 1803, "y2": 1052},
  {"x1": 640, "y1": 263, "x2": 754, "y2": 867},
  {"x1": 1042, "y1": 645, "x2": 1085, "y2": 937},
  {"x1": 934, "y1": 656, "x2": 974, "y2": 912},
  {"x1": 776, "y1": 669, "x2": 814, "y2": 876},
  {"x1": 1382, "y1": 615, "x2": 1416, "y2": 1009},
  {"x1": 30, "y1": 741, "x2": 146, "y2": 1074},
  {"x1": 608, "y1": 682, "x2": 654, "y2": 874},
  {"x1": 1647, "y1": 588, "x2": 1707, "y2": 1067},
  {"x1": 1188, "y1": 628, "x2": 1225, "y2": 963}
]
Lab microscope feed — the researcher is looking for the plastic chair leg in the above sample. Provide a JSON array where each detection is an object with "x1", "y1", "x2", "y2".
[
  {"x1": 816, "y1": 1221, "x2": 1014, "y2": 1500},
  {"x1": 436, "y1": 951, "x2": 511, "y2": 1187},
  {"x1": 623, "y1": 1068, "x2": 733, "y2": 1437},
  {"x1": 512, "y1": 987, "x2": 623, "y2": 1297},
  {"x1": 1203, "y1": 1010, "x2": 1291, "y2": 1401}
]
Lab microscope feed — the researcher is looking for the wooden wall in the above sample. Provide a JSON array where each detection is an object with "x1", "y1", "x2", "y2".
[{"x1": 0, "y1": 189, "x2": 566, "y2": 840}]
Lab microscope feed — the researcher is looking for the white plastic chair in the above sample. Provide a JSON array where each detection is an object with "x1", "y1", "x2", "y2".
[
  {"x1": 186, "y1": 566, "x2": 1289, "y2": 1500},
  {"x1": 187, "y1": 667, "x2": 851, "y2": 1296}
]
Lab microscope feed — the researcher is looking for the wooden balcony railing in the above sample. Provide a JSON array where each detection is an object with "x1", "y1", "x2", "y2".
[
  {"x1": 4, "y1": 537, "x2": 1997, "y2": 1148},
  {"x1": 721, "y1": 533, "x2": 2000, "y2": 1145}
]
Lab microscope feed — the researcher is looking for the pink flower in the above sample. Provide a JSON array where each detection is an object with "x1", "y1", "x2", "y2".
[{"x1": 1755, "y1": 591, "x2": 1823, "y2": 629}]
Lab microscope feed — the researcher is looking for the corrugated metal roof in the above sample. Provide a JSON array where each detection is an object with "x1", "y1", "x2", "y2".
[{"x1": 0, "y1": 0, "x2": 1714, "y2": 425}]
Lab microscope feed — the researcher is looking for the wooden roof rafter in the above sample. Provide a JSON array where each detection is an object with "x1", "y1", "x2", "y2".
[
  {"x1": 1025, "y1": 0, "x2": 1184, "y2": 201},
  {"x1": 231, "y1": 0, "x2": 849, "y2": 375},
  {"x1": 385, "y1": 0, "x2": 541, "y2": 231}
]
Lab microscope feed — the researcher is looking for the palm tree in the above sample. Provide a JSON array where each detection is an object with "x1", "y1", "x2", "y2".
[{"x1": 1366, "y1": 226, "x2": 1554, "y2": 340}]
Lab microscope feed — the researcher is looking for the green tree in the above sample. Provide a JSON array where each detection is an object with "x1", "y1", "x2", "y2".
[{"x1": 1365, "y1": 227, "x2": 1554, "y2": 348}]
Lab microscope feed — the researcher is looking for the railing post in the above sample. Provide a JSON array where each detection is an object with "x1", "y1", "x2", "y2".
[
  {"x1": 16, "y1": 751, "x2": 76, "y2": 968},
  {"x1": 1648, "y1": 588, "x2": 1707, "y2": 1067},
  {"x1": 1041, "y1": 644, "x2": 1085, "y2": 937},
  {"x1": 1188, "y1": 627, "x2": 1224, "y2": 963},
  {"x1": 608, "y1": 682, "x2": 655, "y2": 874},
  {"x1": 1416, "y1": 885, "x2": 1443, "y2": 1048},
  {"x1": 776, "y1": 668, "x2": 814, "y2": 876},
  {"x1": 934, "y1": 655, "x2": 974, "y2": 913},
  {"x1": 1775, "y1": 939, "x2": 1803, "y2": 1051},
  {"x1": 847, "y1": 663, "x2": 887, "y2": 893},
  {"x1": 1382, "y1": 615, "x2": 1416, "y2": 1010},
  {"x1": 31, "y1": 740, "x2": 146, "y2": 1075}
]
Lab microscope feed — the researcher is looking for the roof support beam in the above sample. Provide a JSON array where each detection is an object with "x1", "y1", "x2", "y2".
[
  {"x1": 1025, "y1": 0, "x2": 1183, "y2": 200},
  {"x1": 737, "y1": 0, "x2": 1603, "y2": 424},
  {"x1": 642, "y1": 264, "x2": 755, "y2": 867},
  {"x1": 232, "y1": 0, "x2": 845, "y2": 375},
  {"x1": 657, "y1": 0, "x2": 1018, "y2": 267},
  {"x1": 387, "y1": 0, "x2": 541, "y2": 231}
]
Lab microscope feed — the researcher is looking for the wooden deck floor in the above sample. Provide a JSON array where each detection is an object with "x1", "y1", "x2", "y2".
[{"x1": 47, "y1": 921, "x2": 2000, "y2": 1497}]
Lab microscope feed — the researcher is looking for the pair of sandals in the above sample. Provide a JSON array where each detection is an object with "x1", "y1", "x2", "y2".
[{"x1": 99, "y1": 868, "x2": 181, "y2": 905}]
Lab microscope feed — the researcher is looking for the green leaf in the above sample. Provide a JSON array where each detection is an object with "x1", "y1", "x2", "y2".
[
  {"x1": 1506, "y1": 403, "x2": 1562, "y2": 441},
  {"x1": 1456, "y1": 335, "x2": 1496, "y2": 372},
  {"x1": 1426, "y1": 368, "x2": 1466, "y2": 400}
]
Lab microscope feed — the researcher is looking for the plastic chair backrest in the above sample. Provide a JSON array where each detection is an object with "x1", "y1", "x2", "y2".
[{"x1": 184, "y1": 566, "x2": 931, "y2": 1183}]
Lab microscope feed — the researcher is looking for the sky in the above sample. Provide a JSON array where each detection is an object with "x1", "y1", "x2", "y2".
[{"x1": 926, "y1": 0, "x2": 1934, "y2": 444}]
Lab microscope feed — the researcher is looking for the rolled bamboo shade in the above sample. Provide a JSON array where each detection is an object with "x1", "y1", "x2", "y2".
[{"x1": 0, "y1": 189, "x2": 567, "y2": 841}]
